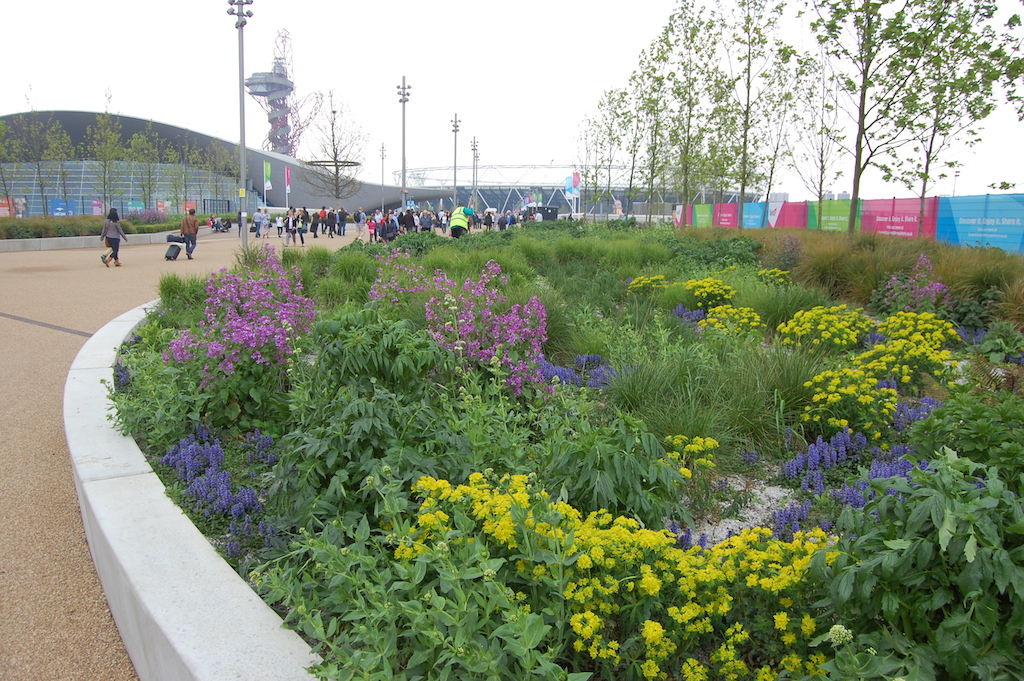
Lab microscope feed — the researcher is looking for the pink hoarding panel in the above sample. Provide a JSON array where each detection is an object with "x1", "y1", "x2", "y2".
[
  {"x1": 861, "y1": 197, "x2": 937, "y2": 239},
  {"x1": 714, "y1": 203, "x2": 739, "y2": 228},
  {"x1": 774, "y1": 202, "x2": 808, "y2": 229}
]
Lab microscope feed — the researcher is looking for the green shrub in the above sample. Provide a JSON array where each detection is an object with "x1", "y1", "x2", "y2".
[
  {"x1": 910, "y1": 388, "x2": 1024, "y2": 478},
  {"x1": 811, "y1": 449, "x2": 1024, "y2": 680}
]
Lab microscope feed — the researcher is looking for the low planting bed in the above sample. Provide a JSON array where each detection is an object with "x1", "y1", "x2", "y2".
[{"x1": 109, "y1": 224, "x2": 1024, "y2": 680}]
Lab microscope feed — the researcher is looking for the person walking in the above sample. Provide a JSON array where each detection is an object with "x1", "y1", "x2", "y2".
[
  {"x1": 326, "y1": 209, "x2": 337, "y2": 238},
  {"x1": 418, "y1": 209, "x2": 433, "y2": 232},
  {"x1": 297, "y1": 212, "x2": 308, "y2": 247},
  {"x1": 284, "y1": 210, "x2": 298, "y2": 247},
  {"x1": 99, "y1": 207, "x2": 127, "y2": 267},
  {"x1": 355, "y1": 208, "x2": 366, "y2": 240},
  {"x1": 337, "y1": 207, "x2": 348, "y2": 236},
  {"x1": 402, "y1": 209, "x2": 417, "y2": 234},
  {"x1": 276, "y1": 213, "x2": 284, "y2": 238},
  {"x1": 180, "y1": 208, "x2": 199, "y2": 260}
]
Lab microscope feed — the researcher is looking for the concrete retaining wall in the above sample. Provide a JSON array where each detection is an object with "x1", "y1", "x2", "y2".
[
  {"x1": 2, "y1": 227, "x2": 223, "y2": 252},
  {"x1": 64, "y1": 302, "x2": 317, "y2": 681}
]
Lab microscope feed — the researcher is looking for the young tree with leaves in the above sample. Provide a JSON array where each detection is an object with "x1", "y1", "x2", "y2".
[
  {"x1": 893, "y1": 0, "x2": 1021, "y2": 234},
  {"x1": 127, "y1": 123, "x2": 163, "y2": 210},
  {"x1": 664, "y1": 1, "x2": 727, "y2": 214},
  {"x1": 574, "y1": 116, "x2": 600, "y2": 219},
  {"x1": 300, "y1": 91, "x2": 366, "y2": 207},
  {"x1": 811, "y1": 0, "x2": 931, "y2": 234},
  {"x1": 633, "y1": 29, "x2": 675, "y2": 224},
  {"x1": 755, "y1": 53, "x2": 804, "y2": 227},
  {"x1": 11, "y1": 113, "x2": 53, "y2": 216},
  {"x1": 165, "y1": 136, "x2": 199, "y2": 213},
  {"x1": 790, "y1": 49, "x2": 845, "y2": 222},
  {"x1": 593, "y1": 89, "x2": 624, "y2": 217},
  {"x1": 724, "y1": 0, "x2": 789, "y2": 229},
  {"x1": 614, "y1": 88, "x2": 648, "y2": 219},
  {"x1": 44, "y1": 122, "x2": 76, "y2": 209},
  {"x1": 0, "y1": 121, "x2": 19, "y2": 210},
  {"x1": 85, "y1": 111, "x2": 125, "y2": 209}
]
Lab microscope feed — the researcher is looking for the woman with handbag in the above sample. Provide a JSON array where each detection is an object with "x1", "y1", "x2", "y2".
[{"x1": 100, "y1": 208, "x2": 127, "y2": 267}]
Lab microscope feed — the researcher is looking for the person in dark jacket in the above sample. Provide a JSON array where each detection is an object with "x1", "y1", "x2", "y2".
[
  {"x1": 402, "y1": 210, "x2": 417, "y2": 234},
  {"x1": 100, "y1": 207, "x2": 127, "y2": 267}
]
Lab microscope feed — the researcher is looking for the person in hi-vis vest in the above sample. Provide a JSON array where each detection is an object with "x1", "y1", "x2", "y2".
[{"x1": 450, "y1": 203, "x2": 474, "y2": 239}]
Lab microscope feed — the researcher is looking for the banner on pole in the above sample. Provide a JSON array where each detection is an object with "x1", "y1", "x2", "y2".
[{"x1": 264, "y1": 161, "x2": 273, "y2": 191}]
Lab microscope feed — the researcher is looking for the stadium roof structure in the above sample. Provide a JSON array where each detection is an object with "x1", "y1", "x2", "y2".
[{"x1": 0, "y1": 111, "x2": 449, "y2": 212}]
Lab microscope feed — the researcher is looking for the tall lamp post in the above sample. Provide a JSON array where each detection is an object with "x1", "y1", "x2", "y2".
[
  {"x1": 380, "y1": 144, "x2": 386, "y2": 214},
  {"x1": 953, "y1": 170, "x2": 961, "y2": 197},
  {"x1": 227, "y1": 0, "x2": 253, "y2": 250},
  {"x1": 396, "y1": 77, "x2": 411, "y2": 211},
  {"x1": 451, "y1": 114, "x2": 460, "y2": 207},
  {"x1": 470, "y1": 137, "x2": 479, "y2": 211}
]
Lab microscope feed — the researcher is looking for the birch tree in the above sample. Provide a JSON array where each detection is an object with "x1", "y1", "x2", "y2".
[
  {"x1": 892, "y1": 0, "x2": 1021, "y2": 234},
  {"x1": 790, "y1": 50, "x2": 844, "y2": 219},
  {"x1": 724, "y1": 0, "x2": 788, "y2": 229},
  {"x1": 811, "y1": 0, "x2": 924, "y2": 234}
]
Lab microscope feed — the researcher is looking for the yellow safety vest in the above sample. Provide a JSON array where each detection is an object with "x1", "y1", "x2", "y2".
[{"x1": 450, "y1": 208, "x2": 470, "y2": 229}]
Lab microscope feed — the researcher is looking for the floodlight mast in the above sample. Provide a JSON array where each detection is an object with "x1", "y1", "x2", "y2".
[
  {"x1": 451, "y1": 114, "x2": 460, "y2": 208},
  {"x1": 227, "y1": 0, "x2": 253, "y2": 249},
  {"x1": 396, "y1": 77, "x2": 411, "y2": 209}
]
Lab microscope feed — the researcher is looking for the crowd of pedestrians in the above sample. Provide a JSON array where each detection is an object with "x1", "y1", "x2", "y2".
[{"x1": 242, "y1": 204, "x2": 533, "y2": 246}]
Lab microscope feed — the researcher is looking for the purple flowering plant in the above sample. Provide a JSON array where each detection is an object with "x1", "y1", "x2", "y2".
[
  {"x1": 869, "y1": 253, "x2": 952, "y2": 316},
  {"x1": 160, "y1": 426, "x2": 278, "y2": 559},
  {"x1": 164, "y1": 244, "x2": 314, "y2": 430},
  {"x1": 370, "y1": 251, "x2": 549, "y2": 395}
]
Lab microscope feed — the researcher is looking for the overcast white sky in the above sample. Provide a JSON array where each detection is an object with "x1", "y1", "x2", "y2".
[{"x1": 2, "y1": 0, "x2": 1021, "y2": 202}]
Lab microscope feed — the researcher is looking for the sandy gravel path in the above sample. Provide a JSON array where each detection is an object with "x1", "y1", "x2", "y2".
[{"x1": 0, "y1": 229, "x2": 357, "y2": 680}]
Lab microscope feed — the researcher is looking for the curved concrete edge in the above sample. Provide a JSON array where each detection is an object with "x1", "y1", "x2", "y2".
[{"x1": 64, "y1": 301, "x2": 318, "y2": 681}]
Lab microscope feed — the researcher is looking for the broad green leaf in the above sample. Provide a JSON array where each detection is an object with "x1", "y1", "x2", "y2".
[{"x1": 964, "y1": 533, "x2": 978, "y2": 563}]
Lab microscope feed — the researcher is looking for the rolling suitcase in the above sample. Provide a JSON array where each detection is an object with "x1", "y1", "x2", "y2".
[
  {"x1": 165, "y1": 244, "x2": 182, "y2": 261},
  {"x1": 167, "y1": 234, "x2": 185, "y2": 243}
]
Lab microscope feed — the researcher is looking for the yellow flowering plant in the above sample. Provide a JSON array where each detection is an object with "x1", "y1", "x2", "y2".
[
  {"x1": 853, "y1": 339, "x2": 956, "y2": 392},
  {"x1": 801, "y1": 367, "x2": 898, "y2": 440},
  {"x1": 683, "y1": 277, "x2": 738, "y2": 310},
  {"x1": 661, "y1": 435, "x2": 722, "y2": 523},
  {"x1": 699, "y1": 305, "x2": 767, "y2": 337},
  {"x1": 406, "y1": 472, "x2": 837, "y2": 681},
  {"x1": 757, "y1": 268, "x2": 792, "y2": 287},
  {"x1": 628, "y1": 275, "x2": 670, "y2": 296},
  {"x1": 777, "y1": 306, "x2": 875, "y2": 354}
]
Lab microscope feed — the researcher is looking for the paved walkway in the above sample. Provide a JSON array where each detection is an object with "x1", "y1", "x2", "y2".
[{"x1": 0, "y1": 229, "x2": 359, "y2": 680}]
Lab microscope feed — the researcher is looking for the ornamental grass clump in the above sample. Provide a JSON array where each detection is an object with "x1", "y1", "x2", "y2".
[
  {"x1": 683, "y1": 277, "x2": 736, "y2": 310},
  {"x1": 164, "y1": 244, "x2": 314, "y2": 431},
  {"x1": 777, "y1": 305, "x2": 875, "y2": 353}
]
